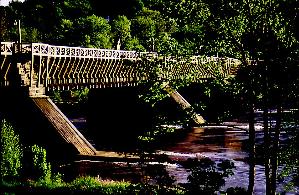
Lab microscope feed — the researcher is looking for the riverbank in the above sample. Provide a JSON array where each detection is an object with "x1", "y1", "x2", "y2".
[{"x1": 0, "y1": 176, "x2": 185, "y2": 195}]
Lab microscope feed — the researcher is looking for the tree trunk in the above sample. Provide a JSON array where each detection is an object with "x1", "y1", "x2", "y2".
[
  {"x1": 264, "y1": 106, "x2": 271, "y2": 195},
  {"x1": 270, "y1": 105, "x2": 282, "y2": 195},
  {"x1": 262, "y1": 59, "x2": 273, "y2": 195},
  {"x1": 248, "y1": 103, "x2": 256, "y2": 195}
]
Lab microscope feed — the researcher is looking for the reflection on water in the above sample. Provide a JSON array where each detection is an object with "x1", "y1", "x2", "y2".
[
  {"x1": 67, "y1": 117, "x2": 298, "y2": 195},
  {"x1": 161, "y1": 126, "x2": 250, "y2": 188},
  {"x1": 162, "y1": 126, "x2": 298, "y2": 195},
  {"x1": 164, "y1": 127, "x2": 247, "y2": 155}
]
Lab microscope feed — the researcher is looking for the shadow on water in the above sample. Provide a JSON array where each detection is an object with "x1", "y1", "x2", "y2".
[
  {"x1": 54, "y1": 87, "x2": 298, "y2": 195},
  {"x1": 86, "y1": 87, "x2": 154, "y2": 152},
  {"x1": 57, "y1": 86, "x2": 187, "y2": 153},
  {"x1": 56, "y1": 87, "x2": 151, "y2": 152}
]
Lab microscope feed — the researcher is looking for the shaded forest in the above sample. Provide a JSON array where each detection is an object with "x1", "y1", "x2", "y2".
[{"x1": 1, "y1": 0, "x2": 299, "y2": 194}]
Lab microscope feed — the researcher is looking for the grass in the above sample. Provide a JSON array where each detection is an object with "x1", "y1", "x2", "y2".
[{"x1": 1, "y1": 176, "x2": 185, "y2": 194}]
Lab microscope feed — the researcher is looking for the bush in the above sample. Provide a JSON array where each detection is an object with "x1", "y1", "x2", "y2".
[
  {"x1": 69, "y1": 176, "x2": 139, "y2": 194},
  {"x1": 30, "y1": 144, "x2": 64, "y2": 189},
  {"x1": 69, "y1": 176, "x2": 101, "y2": 192},
  {"x1": 31, "y1": 145, "x2": 52, "y2": 180},
  {"x1": 144, "y1": 164, "x2": 175, "y2": 187},
  {"x1": 0, "y1": 119, "x2": 23, "y2": 181},
  {"x1": 185, "y1": 158, "x2": 235, "y2": 195}
]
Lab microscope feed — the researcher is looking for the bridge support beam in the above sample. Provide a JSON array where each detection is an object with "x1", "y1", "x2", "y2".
[
  {"x1": 32, "y1": 97, "x2": 97, "y2": 155},
  {"x1": 0, "y1": 88, "x2": 97, "y2": 157},
  {"x1": 162, "y1": 83, "x2": 206, "y2": 125}
]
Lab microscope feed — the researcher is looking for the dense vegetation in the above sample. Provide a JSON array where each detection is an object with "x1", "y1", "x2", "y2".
[
  {"x1": 1, "y1": 0, "x2": 299, "y2": 194},
  {"x1": 1, "y1": 0, "x2": 296, "y2": 56}
]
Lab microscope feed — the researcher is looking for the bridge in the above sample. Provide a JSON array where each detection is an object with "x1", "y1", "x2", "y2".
[{"x1": 0, "y1": 42, "x2": 241, "y2": 156}]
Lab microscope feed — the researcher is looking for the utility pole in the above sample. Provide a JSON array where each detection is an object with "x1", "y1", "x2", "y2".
[
  {"x1": 14, "y1": 19, "x2": 21, "y2": 44},
  {"x1": 14, "y1": 19, "x2": 21, "y2": 53}
]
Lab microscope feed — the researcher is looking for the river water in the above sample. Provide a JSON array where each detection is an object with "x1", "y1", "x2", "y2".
[
  {"x1": 66, "y1": 115, "x2": 298, "y2": 195},
  {"x1": 159, "y1": 125, "x2": 264, "y2": 193}
]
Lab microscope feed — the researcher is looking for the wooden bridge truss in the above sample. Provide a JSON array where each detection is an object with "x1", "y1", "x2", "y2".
[{"x1": 1, "y1": 42, "x2": 241, "y2": 95}]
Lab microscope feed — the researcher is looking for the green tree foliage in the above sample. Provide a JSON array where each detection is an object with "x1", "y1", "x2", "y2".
[
  {"x1": 205, "y1": 1, "x2": 298, "y2": 194},
  {"x1": 145, "y1": 0, "x2": 210, "y2": 55},
  {"x1": 131, "y1": 7, "x2": 177, "y2": 52},
  {"x1": 48, "y1": 88, "x2": 90, "y2": 105},
  {"x1": 56, "y1": 18, "x2": 73, "y2": 45},
  {"x1": 279, "y1": 129, "x2": 299, "y2": 192},
  {"x1": 10, "y1": 0, "x2": 60, "y2": 42},
  {"x1": 0, "y1": 6, "x2": 11, "y2": 41},
  {"x1": 30, "y1": 144, "x2": 63, "y2": 188},
  {"x1": 0, "y1": 119, "x2": 23, "y2": 181},
  {"x1": 73, "y1": 15, "x2": 113, "y2": 48},
  {"x1": 112, "y1": 15, "x2": 132, "y2": 49},
  {"x1": 131, "y1": 8, "x2": 159, "y2": 51},
  {"x1": 0, "y1": 1, "x2": 23, "y2": 42},
  {"x1": 59, "y1": 0, "x2": 93, "y2": 19},
  {"x1": 1, "y1": 0, "x2": 299, "y2": 192},
  {"x1": 31, "y1": 144, "x2": 52, "y2": 181},
  {"x1": 91, "y1": 0, "x2": 144, "y2": 19},
  {"x1": 124, "y1": 36, "x2": 145, "y2": 51}
]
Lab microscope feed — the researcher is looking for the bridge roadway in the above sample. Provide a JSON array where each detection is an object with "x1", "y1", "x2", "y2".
[{"x1": 0, "y1": 42, "x2": 241, "y2": 156}]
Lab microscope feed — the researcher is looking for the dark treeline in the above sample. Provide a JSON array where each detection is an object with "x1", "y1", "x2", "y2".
[
  {"x1": 1, "y1": 1, "x2": 299, "y2": 194},
  {"x1": 1, "y1": 0, "x2": 297, "y2": 57}
]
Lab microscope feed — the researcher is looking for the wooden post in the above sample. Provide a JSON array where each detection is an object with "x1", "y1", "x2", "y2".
[
  {"x1": 161, "y1": 82, "x2": 206, "y2": 125},
  {"x1": 30, "y1": 44, "x2": 34, "y2": 87},
  {"x1": 18, "y1": 20, "x2": 21, "y2": 44},
  {"x1": 38, "y1": 55, "x2": 42, "y2": 88},
  {"x1": 46, "y1": 55, "x2": 50, "y2": 88}
]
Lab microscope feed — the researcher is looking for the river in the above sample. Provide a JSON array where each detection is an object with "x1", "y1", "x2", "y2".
[
  {"x1": 63, "y1": 112, "x2": 298, "y2": 195},
  {"x1": 159, "y1": 124, "x2": 265, "y2": 194}
]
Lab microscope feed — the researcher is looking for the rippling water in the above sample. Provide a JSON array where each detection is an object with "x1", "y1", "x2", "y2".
[
  {"x1": 161, "y1": 125, "x2": 298, "y2": 194},
  {"x1": 68, "y1": 116, "x2": 298, "y2": 195}
]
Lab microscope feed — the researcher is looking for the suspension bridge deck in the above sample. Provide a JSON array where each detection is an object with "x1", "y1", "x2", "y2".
[{"x1": 1, "y1": 42, "x2": 241, "y2": 93}]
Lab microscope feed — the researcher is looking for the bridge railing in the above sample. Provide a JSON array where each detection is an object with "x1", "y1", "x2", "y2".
[
  {"x1": 31, "y1": 43, "x2": 142, "y2": 59},
  {"x1": 1, "y1": 42, "x2": 14, "y2": 56},
  {"x1": 1, "y1": 42, "x2": 243, "y2": 89},
  {"x1": 158, "y1": 55, "x2": 242, "y2": 80},
  {"x1": 1, "y1": 42, "x2": 32, "y2": 55},
  {"x1": 30, "y1": 43, "x2": 148, "y2": 89}
]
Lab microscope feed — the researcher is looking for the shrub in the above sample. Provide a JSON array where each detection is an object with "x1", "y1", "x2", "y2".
[
  {"x1": 30, "y1": 145, "x2": 64, "y2": 189},
  {"x1": 186, "y1": 158, "x2": 235, "y2": 195},
  {"x1": 31, "y1": 145, "x2": 52, "y2": 181},
  {"x1": 144, "y1": 164, "x2": 175, "y2": 187},
  {"x1": 69, "y1": 176, "x2": 101, "y2": 192},
  {"x1": 0, "y1": 119, "x2": 23, "y2": 181}
]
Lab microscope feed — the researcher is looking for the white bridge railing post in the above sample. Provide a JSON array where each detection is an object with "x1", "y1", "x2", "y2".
[{"x1": 26, "y1": 43, "x2": 243, "y2": 89}]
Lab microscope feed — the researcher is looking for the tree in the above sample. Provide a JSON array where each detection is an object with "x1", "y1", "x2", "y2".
[
  {"x1": 111, "y1": 15, "x2": 132, "y2": 49},
  {"x1": 0, "y1": 119, "x2": 23, "y2": 181},
  {"x1": 131, "y1": 8, "x2": 159, "y2": 51},
  {"x1": 91, "y1": 0, "x2": 144, "y2": 19},
  {"x1": 124, "y1": 36, "x2": 145, "y2": 51},
  {"x1": 59, "y1": 0, "x2": 93, "y2": 19},
  {"x1": 72, "y1": 15, "x2": 113, "y2": 48},
  {"x1": 205, "y1": 0, "x2": 298, "y2": 194},
  {"x1": 0, "y1": 7, "x2": 9, "y2": 41},
  {"x1": 145, "y1": 0, "x2": 210, "y2": 55},
  {"x1": 131, "y1": 7, "x2": 177, "y2": 53},
  {"x1": 186, "y1": 158, "x2": 235, "y2": 194}
]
